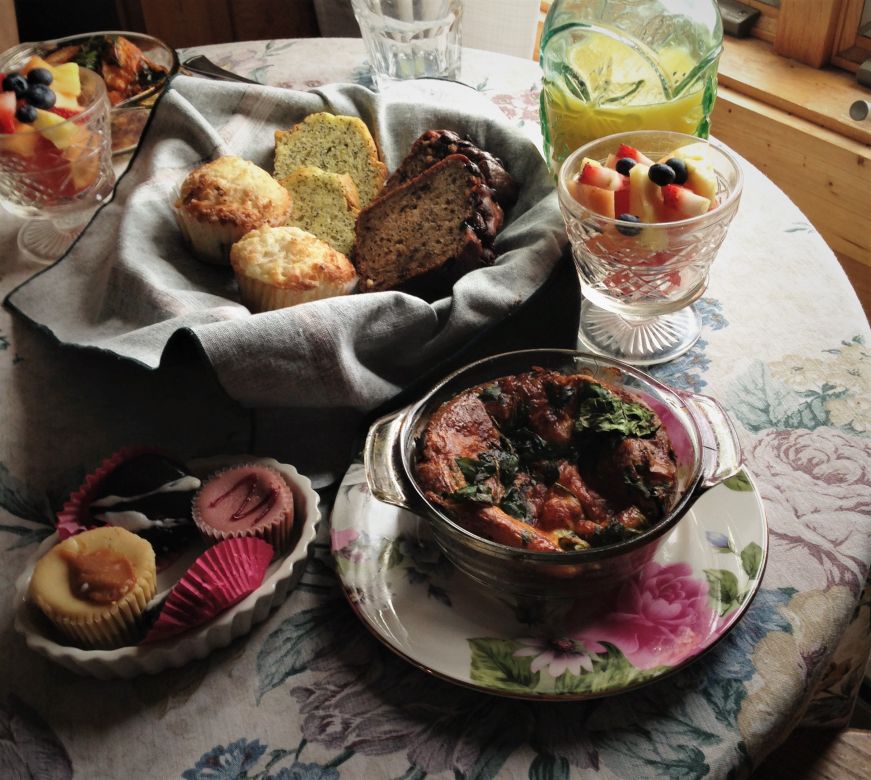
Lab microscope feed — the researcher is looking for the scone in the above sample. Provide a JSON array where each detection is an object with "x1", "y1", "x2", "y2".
[
  {"x1": 353, "y1": 154, "x2": 504, "y2": 300},
  {"x1": 279, "y1": 166, "x2": 361, "y2": 256},
  {"x1": 273, "y1": 112, "x2": 387, "y2": 206},
  {"x1": 28, "y1": 526, "x2": 157, "y2": 649},
  {"x1": 230, "y1": 225, "x2": 358, "y2": 312},
  {"x1": 175, "y1": 155, "x2": 292, "y2": 265}
]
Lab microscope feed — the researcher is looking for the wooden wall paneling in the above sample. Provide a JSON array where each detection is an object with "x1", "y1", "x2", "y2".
[
  {"x1": 712, "y1": 85, "x2": 871, "y2": 272},
  {"x1": 137, "y1": 0, "x2": 235, "y2": 48},
  {"x1": 773, "y1": 0, "x2": 844, "y2": 67},
  {"x1": 718, "y1": 36, "x2": 871, "y2": 145},
  {"x1": 0, "y1": 0, "x2": 19, "y2": 51},
  {"x1": 743, "y1": 0, "x2": 780, "y2": 43},
  {"x1": 115, "y1": 0, "x2": 148, "y2": 32},
  {"x1": 831, "y1": 0, "x2": 868, "y2": 72},
  {"x1": 230, "y1": 0, "x2": 318, "y2": 41}
]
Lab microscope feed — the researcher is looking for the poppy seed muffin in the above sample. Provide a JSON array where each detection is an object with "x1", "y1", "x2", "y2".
[
  {"x1": 175, "y1": 156, "x2": 292, "y2": 265},
  {"x1": 230, "y1": 225, "x2": 358, "y2": 312},
  {"x1": 273, "y1": 112, "x2": 387, "y2": 206},
  {"x1": 279, "y1": 165, "x2": 361, "y2": 256}
]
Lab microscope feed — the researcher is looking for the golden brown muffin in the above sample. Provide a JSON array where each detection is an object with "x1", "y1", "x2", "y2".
[
  {"x1": 273, "y1": 113, "x2": 387, "y2": 207},
  {"x1": 28, "y1": 526, "x2": 157, "y2": 649},
  {"x1": 175, "y1": 155, "x2": 292, "y2": 265},
  {"x1": 230, "y1": 225, "x2": 358, "y2": 312}
]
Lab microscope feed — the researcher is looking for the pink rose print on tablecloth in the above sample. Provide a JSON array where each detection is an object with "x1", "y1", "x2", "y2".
[
  {"x1": 571, "y1": 561, "x2": 717, "y2": 670},
  {"x1": 749, "y1": 427, "x2": 871, "y2": 594},
  {"x1": 490, "y1": 88, "x2": 541, "y2": 124}
]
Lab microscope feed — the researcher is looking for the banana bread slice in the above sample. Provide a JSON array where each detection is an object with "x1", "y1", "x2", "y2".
[
  {"x1": 354, "y1": 153, "x2": 504, "y2": 300},
  {"x1": 384, "y1": 129, "x2": 518, "y2": 209}
]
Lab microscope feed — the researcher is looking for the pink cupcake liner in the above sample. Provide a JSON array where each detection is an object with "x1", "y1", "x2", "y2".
[
  {"x1": 192, "y1": 463, "x2": 295, "y2": 554},
  {"x1": 56, "y1": 445, "x2": 164, "y2": 540},
  {"x1": 141, "y1": 537, "x2": 274, "y2": 644}
]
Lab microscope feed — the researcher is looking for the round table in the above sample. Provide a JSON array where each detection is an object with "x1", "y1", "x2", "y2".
[{"x1": 0, "y1": 38, "x2": 869, "y2": 779}]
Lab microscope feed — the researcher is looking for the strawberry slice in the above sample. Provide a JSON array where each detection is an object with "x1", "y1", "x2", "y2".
[
  {"x1": 49, "y1": 106, "x2": 83, "y2": 119},
  {"x1": 0, "y1": 91, "x2": 16, "y2": 134},
  {"x1": 616, "y1": 143, "x2": 654, "y2": 167},
  {"x1": 661, "y1": 184, "x2": 711, "y2": 219},
  {"x1": 578, "y1": 159, "x2": 626, "y2": 191}
]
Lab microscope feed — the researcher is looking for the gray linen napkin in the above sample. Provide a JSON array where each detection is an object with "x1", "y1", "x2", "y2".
[{"x1": 6, "y1": 75, "x2": 566, "y2": 485}]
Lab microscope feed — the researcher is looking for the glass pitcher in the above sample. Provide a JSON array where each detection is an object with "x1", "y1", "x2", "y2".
[{"x1": 539, "y1": 0, "x2": 723, "y2": 172}]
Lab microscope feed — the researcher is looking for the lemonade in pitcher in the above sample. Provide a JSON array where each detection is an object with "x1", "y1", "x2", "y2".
[{"x1": 540, "y1": 0, "x2": 723, "y2": 172}]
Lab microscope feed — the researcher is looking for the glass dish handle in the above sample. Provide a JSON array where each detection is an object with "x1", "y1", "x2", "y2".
[
  {"x1": 364, "y1": 410, "x2": 414, "y2": 510},
  {"x1": 679, "y1": 391, "x2": 743, "y2": 489}
]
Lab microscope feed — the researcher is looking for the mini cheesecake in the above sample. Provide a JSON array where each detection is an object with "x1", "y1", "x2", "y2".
[
  {"x1": 192, "y1": 464, "x2": 294, "y2": 553},
  {"x1": 28, "y1": 526, "x2": 156, "y2": 649}
]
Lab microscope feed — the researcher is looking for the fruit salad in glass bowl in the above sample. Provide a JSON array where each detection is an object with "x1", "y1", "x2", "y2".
[
  {"x1": 2, "y1": 32, "x2": 178, "y2": 154},
  {"x1": 557, "y1": 130, "x2": 743, "y2": 365},
  {"x1": 0, "y1": 53, "x2": 115, "y2": 262}
]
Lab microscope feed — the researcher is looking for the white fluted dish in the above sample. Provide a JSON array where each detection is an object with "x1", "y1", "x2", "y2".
[{"x1": 12, "y1": 456, "x2": 320, "y2": 679}]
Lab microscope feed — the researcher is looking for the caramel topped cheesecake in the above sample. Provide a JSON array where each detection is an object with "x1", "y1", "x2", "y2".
[{"x1": 28, "y1": 526, "x2": 157, "y2": 649}]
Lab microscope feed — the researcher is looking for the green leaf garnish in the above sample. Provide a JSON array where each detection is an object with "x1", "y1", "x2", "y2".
[
  {"x1": 574, "y1": 382, "x2": 659, "y2": 438},
  {"x1": 447, "y1": 484, "x2": 494, "y2": 504}
]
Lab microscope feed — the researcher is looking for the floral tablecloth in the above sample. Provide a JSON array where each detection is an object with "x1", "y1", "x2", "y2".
[{"x1": 0, "y1": 39, "x2": 869, "y2": 779}]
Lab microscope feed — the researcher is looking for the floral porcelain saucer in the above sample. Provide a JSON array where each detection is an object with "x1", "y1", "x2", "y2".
[{"x1": 331, "y1": 463, "x2": 768, "y2": 700}]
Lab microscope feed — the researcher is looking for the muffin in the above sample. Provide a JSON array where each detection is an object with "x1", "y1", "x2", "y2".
[
  {"x1": 279, "y1": 165, "x2": 361, "y2": 255},
  {"x1": 230, "y1": 225, "x2": 358, "y2": 312},
  {"x1": 28, "y1": 526, "x2": 157, "y2": 649},
  {"x1": 193, "y1": 464, "x2": 294, "y2": 552},
  {"x1": 175, "y1": 155, "x2": 292, "y2": 265},
  {"x1": 273, "y1": 112, "x2": 387, "y2": 206}
]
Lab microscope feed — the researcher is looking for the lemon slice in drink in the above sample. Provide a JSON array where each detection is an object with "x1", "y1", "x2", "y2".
[{"x1": 566, "y1": 33, "x2": 698, "y2": 105}]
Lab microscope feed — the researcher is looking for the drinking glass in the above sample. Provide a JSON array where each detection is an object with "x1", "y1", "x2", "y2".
[
  {"x1": 350, "y1": 0, "x2": 464, "y2": 90},
  {"x1": 557, "y1": 130, "x2": 743, "y2": 365},
  {"x1": 0, "y1": 64, "x2": 115, "y2": 263}
]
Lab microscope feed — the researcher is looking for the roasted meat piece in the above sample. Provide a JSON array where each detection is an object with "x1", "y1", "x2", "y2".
[{"x1": 414, "y1": 369, "x2": 678, "y2": 551}]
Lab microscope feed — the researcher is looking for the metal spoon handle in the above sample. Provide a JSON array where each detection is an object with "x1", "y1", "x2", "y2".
[{"x1": 181, "y1": 55, "x2": 261, "y2": 85}]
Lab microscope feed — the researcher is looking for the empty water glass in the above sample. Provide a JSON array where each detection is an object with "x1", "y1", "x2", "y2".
[{"x1": 351, "y1": 0, "x2": 464, "y2": 90}]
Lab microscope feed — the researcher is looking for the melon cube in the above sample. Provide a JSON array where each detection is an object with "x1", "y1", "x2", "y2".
[
  {"x1": 568, "y1": 179, "x2": 615, "y2": 219},
  {"x1": 50, "y1": 62, "x2": 82, "y2": 99},
  {"x1": 628, "y1": 163, "x2": 662, "y2": 223},
  {"x1": 32, "y1": 108, "x2": 83, "y2": 149},
  {"x1": 667, "y1": 142, "x2": 718, "y2": 201}
]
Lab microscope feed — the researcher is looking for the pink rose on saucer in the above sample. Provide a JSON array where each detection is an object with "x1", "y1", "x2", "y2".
[{"x1": 572, "y1": 561, "x2": 716, "y2": 670}]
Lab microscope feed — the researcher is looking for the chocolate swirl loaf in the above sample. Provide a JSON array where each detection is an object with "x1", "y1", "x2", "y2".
[
  {"x1": 353, "y1": 154, "x2": 504, "y2": 301},
  {"x1": 385, "y1": 129, "x2": 518, "y2": 210}
]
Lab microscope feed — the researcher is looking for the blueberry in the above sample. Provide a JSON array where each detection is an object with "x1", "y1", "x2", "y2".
[
  {"x1": 615, "y1": 157, "x2": 636, "y2": 176},
  {"x1": 26, "y1": 83, "x2": 55, "y2": 109},
  {"x1": 616, "y1": 213, "x2": 642, "y2": 236},
  {"x1": 665, "y1": 157, "x2": 688, "y2": 185},
  {"x1": 26, "y1": 67, "x2": 54, "y2": 86},
  {"x1": 648, "y1": 163, "x2": 676, "y2": 186},
  {"x1": 15, "y1": 103, "x2": 37, "y2": 123},
  {"x1": 3, "y1": 73, "x2": 28, "y2": 97}
]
